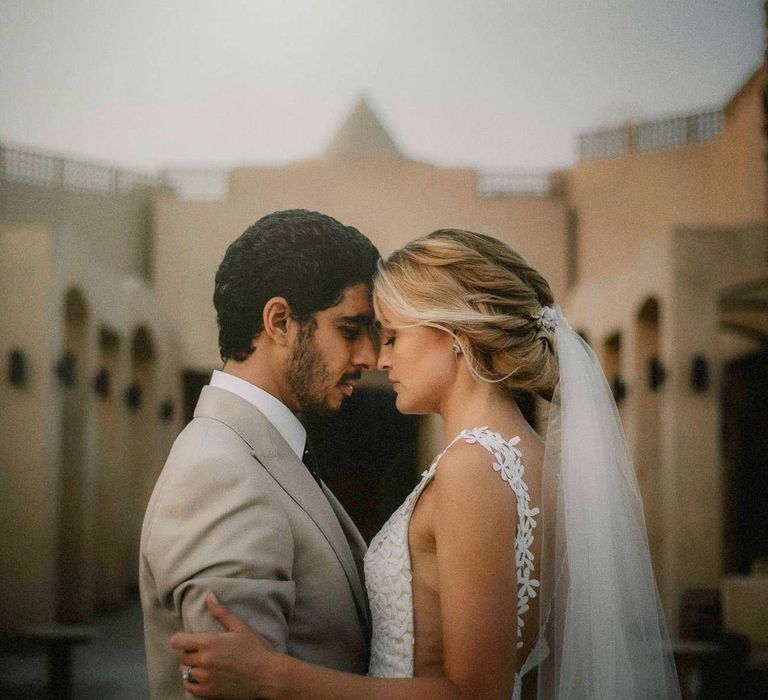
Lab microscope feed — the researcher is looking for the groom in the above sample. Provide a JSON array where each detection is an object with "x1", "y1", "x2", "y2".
[{"x1": 140, "y1": 209, "x2": 378, "y2": 698}]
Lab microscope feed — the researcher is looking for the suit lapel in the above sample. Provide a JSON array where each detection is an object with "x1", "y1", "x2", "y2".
[
  {"x1": 323, "y1": 486, "x2": 372, "y2": 645},
  {"x1": 324, "y1": 487, "x2": 367, "y2": 587},
  {"x1": 194, "y1": 386, "x2": 369, "y2": 630},
  {"x1": 255, "y1": 449, "x2": 369, "y2": 622}
]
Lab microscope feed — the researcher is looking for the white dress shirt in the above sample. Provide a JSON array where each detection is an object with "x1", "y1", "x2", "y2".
[{"x1": 209, "y1": 369, "x2": 306, "y2": 460}]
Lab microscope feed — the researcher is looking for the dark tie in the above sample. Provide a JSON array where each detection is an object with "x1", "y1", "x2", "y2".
[{"x1": 302, "y1": 439, "x2": 323, "y2": 488}]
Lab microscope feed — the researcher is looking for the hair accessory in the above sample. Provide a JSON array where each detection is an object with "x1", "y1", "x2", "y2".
[
  {"x1": 532, "y1": 305, "x2": 564, "y2": 332},
  {"x1": 451, "y1": 343, "x2": 462, "y2": 355}
]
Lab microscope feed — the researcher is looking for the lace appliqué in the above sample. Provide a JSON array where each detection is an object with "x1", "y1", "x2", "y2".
[
  {"x1": 459, "y1": 428, "x2": 541, "y2": 650},
  {"x1": 364, "y1": 427, "x2": 541, "y2": 681},
  {"x1": 364, "y1": 462, "x2": 434, "y2": 677}
]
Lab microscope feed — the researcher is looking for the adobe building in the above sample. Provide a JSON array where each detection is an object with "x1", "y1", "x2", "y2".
[
  {"x1": 0, "y1": 64, "x2": 766, "y2": 648},
  {"x1": 0, "y1": 163, "x2": 183, "y2": 625},
  {"x1": 563, "y1": 66, "x2": 767, "y2": 636}
]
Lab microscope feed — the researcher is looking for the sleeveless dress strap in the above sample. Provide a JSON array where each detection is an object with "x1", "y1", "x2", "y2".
[
  {"x1": 434, "y1": 427, "x2": 541, "y2": 652},
  {"x1": 440, "y1": 428, "x2": 547, "y2": 699}
]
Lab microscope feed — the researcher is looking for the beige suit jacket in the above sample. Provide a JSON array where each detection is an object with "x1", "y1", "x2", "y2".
[{"x1": 140, "y1": 386, "x2": 370, "y2": 699}]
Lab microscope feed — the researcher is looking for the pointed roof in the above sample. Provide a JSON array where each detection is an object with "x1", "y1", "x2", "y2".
[{"x1": 324, "y1": 96, "x2": 402, "y2": 161}]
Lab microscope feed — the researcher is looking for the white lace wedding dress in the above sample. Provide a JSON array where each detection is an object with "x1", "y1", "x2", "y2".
[{"x1": 364, "y1": 427, "x2": 549, "y2": 699}]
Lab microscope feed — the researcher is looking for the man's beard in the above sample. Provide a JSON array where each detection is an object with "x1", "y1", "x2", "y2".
[{"x1": 287, "y1": 322, "x2": 336, "y2": 415}]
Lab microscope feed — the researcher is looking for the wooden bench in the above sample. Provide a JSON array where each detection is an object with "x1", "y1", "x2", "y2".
[
  {"x1": 1, "y1": 624, "x2": 96, "y2": 699},
  {"x1": 672, "y1": 638, "x2": 722, "y2": 700}
]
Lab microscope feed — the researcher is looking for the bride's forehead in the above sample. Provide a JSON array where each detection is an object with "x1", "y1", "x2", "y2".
[
  {"x1": 373, "y1": 297, "x2": 425, "y2": 332},
  {"x1": 373, "y1": 298, "x2": 395, "y2": 325},
  {"x1": 375, "y1": 311, "x2": 407, "y2": 332}
]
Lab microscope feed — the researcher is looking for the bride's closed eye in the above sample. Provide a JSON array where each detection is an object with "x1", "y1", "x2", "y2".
[{"x1": 382, "y1": 334, "x2": 396, "y2": 346}]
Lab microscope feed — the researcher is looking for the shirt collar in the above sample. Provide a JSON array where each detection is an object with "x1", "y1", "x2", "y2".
[{"x1": 209, "y1": 369, "x2": 306, "y2": 460}]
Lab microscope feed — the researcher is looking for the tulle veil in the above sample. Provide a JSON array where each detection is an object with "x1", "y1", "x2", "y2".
[{"x1": 532, "y1": 306, "x2": 681, "y2": 699}]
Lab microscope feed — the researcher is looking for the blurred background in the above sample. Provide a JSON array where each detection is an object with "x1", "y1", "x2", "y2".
[{"x1": 0, "y1": 1, "x2": 766, "y2": 697}]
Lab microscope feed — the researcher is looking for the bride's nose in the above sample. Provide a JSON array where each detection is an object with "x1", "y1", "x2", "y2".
[{"x1": 377, "y1": 349, "x2": 391, "y2": 371}]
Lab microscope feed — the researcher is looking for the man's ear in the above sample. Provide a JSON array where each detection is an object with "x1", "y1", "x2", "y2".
[{"x1": 262, "y1": 297, "x2": 294, "y2": 346}]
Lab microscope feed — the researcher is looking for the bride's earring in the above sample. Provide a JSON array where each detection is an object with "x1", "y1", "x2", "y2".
[{"x1": 451, "y1": 343, "x2": 461, "y2": 355}]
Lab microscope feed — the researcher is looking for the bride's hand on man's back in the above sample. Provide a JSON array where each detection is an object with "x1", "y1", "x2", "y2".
[{"x1": 171, "y1": 592, "x2": 279, "y2": 698}]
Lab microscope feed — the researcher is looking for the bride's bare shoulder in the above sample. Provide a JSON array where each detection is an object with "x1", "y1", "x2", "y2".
[{"x1": 431, "y1": 438, "x2": 517, "y2": 512}]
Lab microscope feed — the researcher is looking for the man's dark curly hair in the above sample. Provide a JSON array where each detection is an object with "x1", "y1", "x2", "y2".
[{"x1": 213, "y1": 209, "x2": 380, "y2": 362}]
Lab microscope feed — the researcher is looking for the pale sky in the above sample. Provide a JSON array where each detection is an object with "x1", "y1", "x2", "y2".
[{"x1": 0, "y1": 1, "x2": 763, "y2": 172}]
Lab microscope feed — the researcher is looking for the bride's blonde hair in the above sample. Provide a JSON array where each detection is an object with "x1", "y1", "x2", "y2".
[{"x1": 374, "y1": 228, "x2": 559, "y2": 399}]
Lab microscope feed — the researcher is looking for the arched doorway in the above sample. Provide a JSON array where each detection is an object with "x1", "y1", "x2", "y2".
[
  {"x1": 92, "y1": 326, "x2": 125, "y2": 610},
  {"x1": 634, "y1": 298, "x2": 664, "y2": 579},
  {"x1": 124, "y1": 325, "x2": 157, "y2": 593},
  {"x1": 56, "y1": 287, "x2": 91, "y2": 622},
  {"x1": 720, "y1": 278, "x2": 768, "y2": 575},
  {"x1": 602, "y1": 331, "x2": 627, "y2": 423}
]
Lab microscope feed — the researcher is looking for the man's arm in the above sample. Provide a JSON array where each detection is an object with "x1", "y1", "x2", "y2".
[
  {"x1": 171, "y1": 440, "x2": 521, "y2": 700},
  {"x1": 144, "y1": 445, "x2": 295, "y2": 651}
]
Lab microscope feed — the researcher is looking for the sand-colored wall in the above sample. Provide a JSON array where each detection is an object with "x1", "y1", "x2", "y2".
[
  {"x1": 566, "y1": 223, "x2": 768, "y2": 632},
  {"x1": 566, "y1": 66, "x2": 766, "y2": 289},
  {"x1": 0, "y1": 224, "x2": 58, "y2": 628},
  {"x1": 704, "y1": 68, "x2": 767, "y2": 226},
  {"x1": 154, "y1": 156, "x2": 568, "y2": 370},
  {"x1": 0, "y1": 179, "x2": 155, "y2": 279},
  {"x1": 0, "y1": 223, "x2": 183, "y2": 626},
  {"x1": 53, "y1": 229, "x2": 184, "y2": 617}
]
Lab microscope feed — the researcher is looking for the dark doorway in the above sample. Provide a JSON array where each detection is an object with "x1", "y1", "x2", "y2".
[
  {"x1": 722, "y1": 350, "x2": 768, "y2": 574},
  {"x1": 182, "y1": 370, "x2": 212, "y2": 425},
  {"x1": 304, "y1": 387, "x2": 421, "y2": 543}
]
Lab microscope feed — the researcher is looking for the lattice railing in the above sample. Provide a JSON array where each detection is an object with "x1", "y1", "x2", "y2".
[
  {"x1": 476, "y1": 170, "x2": 552, "y2": 197},
  {"x1": 0, "y1": 143, "x2": 159, "y2": 193},
  {"x1": 0, "y1": 143, "x2": 234, "y2": 200},
  {"x1": 578, "y1": 109, "x2": 724, "y2": 160}
]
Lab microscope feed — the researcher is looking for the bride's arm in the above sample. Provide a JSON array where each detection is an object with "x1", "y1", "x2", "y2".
[
  {"x1": 173, "y1": 598, "x2": 463, "y2": 699},
  {"x1": 172, "y1": 443, "x2": 518, "y2": 699},
  {"x1": 429, "y1": 442, "x2": 519, "y2": 695}
]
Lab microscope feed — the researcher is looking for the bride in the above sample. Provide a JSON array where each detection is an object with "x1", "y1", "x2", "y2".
[{"x1": 171, "y1": 229, "x2": 681, "y2": 699}]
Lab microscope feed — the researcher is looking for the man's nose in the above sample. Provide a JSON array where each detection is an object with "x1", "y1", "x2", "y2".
[{"x1": 354, "y1": 331, "x2": 378, "y2": 369}]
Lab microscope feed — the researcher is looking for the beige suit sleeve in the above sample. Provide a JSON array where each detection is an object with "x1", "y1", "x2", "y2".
[{"x1": 144, "y1": 448, "x2": 296, "y2": 652}]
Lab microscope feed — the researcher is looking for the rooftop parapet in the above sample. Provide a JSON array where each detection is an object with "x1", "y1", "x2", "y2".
[
  {"x1": 475, "y1": 170, "x2": 554, "y2": 197},
  {"x1": 0, "y1": 142, "x2": 161, "y2": 194},
  {"x1": 578, "y1": 109, "x2": 724, "y2": 161}
]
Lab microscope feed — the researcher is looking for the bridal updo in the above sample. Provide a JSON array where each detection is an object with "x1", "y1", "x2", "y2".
[{"x1": 374, "y1": 228, "x2": 559, "y2": 400}]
